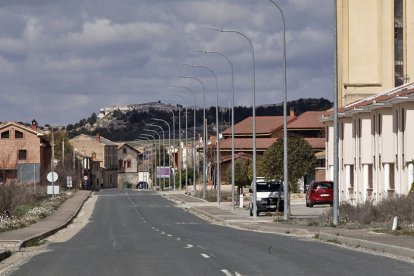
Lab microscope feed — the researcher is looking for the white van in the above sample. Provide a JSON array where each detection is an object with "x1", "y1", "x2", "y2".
[{"x1": 249, "y1": 177, "x2": 284, "y2": 216}]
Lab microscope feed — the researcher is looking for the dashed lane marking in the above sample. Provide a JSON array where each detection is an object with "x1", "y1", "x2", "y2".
[
  {"x1": 201, "y1": 253, "x2": 210, "y2": 259},
  {"x1": 221, "y1": 270, "x2": 232, "y2": 276}
]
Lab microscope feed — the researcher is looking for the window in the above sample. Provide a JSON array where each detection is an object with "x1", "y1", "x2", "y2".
[
  {"x1": 15, "y1": 130, "x2": 23, "y2": 139},
  {"x1": 127, "y1": 160, "x2": 131, "y2": 168},
  {"x1": 394, "y1": 0, "x2": 404, "y2": 86},
  {"x1": 18, "y1": 150, "x2": 27, "y2": 160},
  {"x1": 1, "y1": 131, "x2": 10, "y2": 139},
  {"x1": 378, "y1": 114, "x2": 382, "y2": 135}
]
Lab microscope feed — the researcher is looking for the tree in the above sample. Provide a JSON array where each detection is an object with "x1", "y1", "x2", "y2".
[
  {"x1": 227, "y1": 158, "x2": 251, "y2": 194},
  {"x1": 259, "y1": 137, "x2": 316, "y2": 192}
]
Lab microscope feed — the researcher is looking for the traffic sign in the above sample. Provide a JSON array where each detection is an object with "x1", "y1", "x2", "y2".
[
  {"x1": 67, "y1": 176, "x2": 73, "y2": 188},
  {"x1": 47, "y1": 171, "x2": 59, "y2": 182}
]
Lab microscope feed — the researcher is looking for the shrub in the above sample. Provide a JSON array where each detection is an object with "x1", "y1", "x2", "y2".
[{"x1": 320, "y1": 195, "x2": 414, "y2": 233}]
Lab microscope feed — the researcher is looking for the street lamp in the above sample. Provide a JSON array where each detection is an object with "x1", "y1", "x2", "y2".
[
  {"x1": 136, "y1": 137, "x2": 152, "y2": 186},
  {"x1": 209, "y1": 27, "x2": 257, "y2": 217},
  {"x1": 142, "y1": 131, "x2": 161, "y2": 189},
  {"x1": 146, "y1": 125, "x2": 166, "y2": 189},
  {"x1": 183, "y1": 63, "x2": 221, "y2": 205},
  {"x1": 172, "y1": 85, "x2": 197, "y2": 195},
  {"x1": 170, "y1": 93, "x2": 188, "y2": 191},
  {"x1": 267, "y1": 0, "x2": 290, "y2": 220},
  {"x1": 177, "y1": 75, "x2": 207, "y2": 199},
  {"x1": 199, "y1": 50, "x2": 236, "y2": 210},
  {"x1": 333, "y1": 0, "x2": 339, "y2": 225},
  {"x1": 158, "y1": 100, "x2": 177, "y2": 190},
  {"x1": 152, "y1": 118, "x2": 172, "y2": 190}
]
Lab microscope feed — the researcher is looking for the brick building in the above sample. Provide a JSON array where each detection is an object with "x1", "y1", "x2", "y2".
[{"x1": 0, "y1": 120, "x2": 51, "y2": 186}]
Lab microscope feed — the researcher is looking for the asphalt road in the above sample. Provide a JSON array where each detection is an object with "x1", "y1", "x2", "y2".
[{"x1": 11, "y1": 190, "x2": 414, "y2": 276}]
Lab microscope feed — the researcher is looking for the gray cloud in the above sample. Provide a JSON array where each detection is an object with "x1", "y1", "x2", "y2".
[{"x1": 0, "y1": 0, "x2": 333, "y2": 126}]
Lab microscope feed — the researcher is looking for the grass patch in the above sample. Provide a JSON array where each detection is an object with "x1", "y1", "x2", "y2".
[
  {"x1": 317, "y1": 193, "x2": 414, "y2": 234},
  {"x1": 25, "y1": 239, "x2": 48, "y2": 247},
  {"x1": 326, "y1": 238, "x2": 342, "y2": 245}
]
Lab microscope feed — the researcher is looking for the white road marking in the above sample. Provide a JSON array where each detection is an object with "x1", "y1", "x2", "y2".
[
  {"x1": 201, "y1": 253, "x2": 210, "y2": 259},
  {"x1": 176, "y1": 238, "x2": 181, "y2": 241},
  {"x1": 235, "y1": 272, "x2": 242, "y2": 276},
  {"x1": 167, "y1": 234, "x2": 172, "y2": 237},
  {"x1": 184, "y1": 244, "x2": 193, "y2": 249},
  {"x1": 221, "y1": 269, "x2": 232, "y2": 276}
]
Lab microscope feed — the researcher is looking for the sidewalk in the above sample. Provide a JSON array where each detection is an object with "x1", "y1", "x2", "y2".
[
  {"x1": 0, "y1": 190, "x2": 90, "y2": 260},
  {"x1": 164, "y1": 191, "x2": 414, "y2": 260}
]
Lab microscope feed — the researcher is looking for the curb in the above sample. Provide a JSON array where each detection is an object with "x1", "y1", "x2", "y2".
[
  {"x1": 14, "y1": 191, "x2": 91, "y2": 252},
  {"x1": 183, "y1": 202, "x2": 414, "y2": 261},
  {"x1": 317, "y1": 232, "x2": 414, "y2": 259},
  {"x1": 0, "y1": 251, "x2": 11, "y2": 263}
]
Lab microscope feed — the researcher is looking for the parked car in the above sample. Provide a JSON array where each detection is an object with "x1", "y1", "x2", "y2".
[
  {"x1": 306, "y1": 180, "x2": 333, "y2": 207},
  {"x1": 249, "y1": 177, "x2": 284, "y2": 216},
  {"x1": 136, "y1": 181, "x2": 148, "y2": 189}
]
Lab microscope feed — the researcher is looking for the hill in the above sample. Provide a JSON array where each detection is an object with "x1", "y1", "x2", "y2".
[{"x1": 67, "y1": 98, "x2": 332, "y2": 141}]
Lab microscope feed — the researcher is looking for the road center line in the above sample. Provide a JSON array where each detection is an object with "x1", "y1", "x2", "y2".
[{"x1": 201, "y1": 253, "x2": 210, "y2": 259}]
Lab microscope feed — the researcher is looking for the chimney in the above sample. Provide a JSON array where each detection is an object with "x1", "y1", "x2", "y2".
[
  {"x1": 290, "y1": 108, "x2": 296, "y2": 117},
  {"x1": 96, "y1": 133, "x2": 100, "y2": 142},
  {"x1": 31, "y1": 119, "x2": 38, "y2": 130}
]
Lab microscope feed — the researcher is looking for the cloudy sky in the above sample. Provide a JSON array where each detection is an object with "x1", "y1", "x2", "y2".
[{"x1": 0, "y1": 0, "x2": 333, "y2": 126}]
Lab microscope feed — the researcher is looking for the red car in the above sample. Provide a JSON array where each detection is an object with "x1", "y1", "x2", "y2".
[{"x1": 306, "y1": 180, "x2": 333, "y2": 207}]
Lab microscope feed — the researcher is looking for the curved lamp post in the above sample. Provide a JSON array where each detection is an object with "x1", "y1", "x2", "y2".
[
  {"x1": 267, "y1": 0, "x2": 290, "y2": 220},
  {"x1": 177, "y1": 75, "x2": 207, "y2": 199},
  {"x1": 170, "y1": 93, "x2": 188, "y2": 191},
  {"x1": 199, "y1": 50, "x2": 236, "y2": 209},
  {"x1": 209, "y1": 27, "x2": 257, "y2": 217},
  {"x1": 142, "y1": 132, "x2": 160, "y2": 189},
  {"x1": 136, "y1": 137, "x2": 152, "y2": 187},
  {"x1": 146, "y1": 124, "x2": 166, "y2": 189},
  {"x1": 142, "y1": 130, "x2": 162, "y2": 189},
  {"x1": 158, "y1": 100, "x2": 177, "y2": 190},
  {"x1": 183, "y1": 63, "x2": 221, "y2": 205},
  {"x1": 152, "y1": 118, "x2": 172, "y2": 190},
  {"x1": 171, "y1": 85, "x2": 197, "y2": 194}
]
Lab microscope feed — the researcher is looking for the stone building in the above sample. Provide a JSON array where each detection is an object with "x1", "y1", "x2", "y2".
[{"x1": 70, "y1": 134, "x2": 118, "y2": 189}]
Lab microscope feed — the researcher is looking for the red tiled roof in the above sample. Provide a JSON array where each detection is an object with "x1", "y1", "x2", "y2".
[
  {"x1": 220, "y1": 138, "x2": 277, "y2": 150},
  {"x1": 334, "y1": 82, "x2": 414, "y2": 114},
  {"x1": 219, "y1": 137, "x2": 325, "y2": 151},
  {"x1": 304, "y1": 138, "x2": 325, "y2": 149},
  {"x1": 222, "y1": 116, "x2": 296, "y2": 135},
  {"x1": 287, "y1": 111, "x2": 328, "y2": 129}
]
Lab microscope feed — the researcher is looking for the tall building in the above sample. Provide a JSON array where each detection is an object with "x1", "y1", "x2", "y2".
[{"x1": 337, "y1": 0, "x2": 414, "y2": 106}]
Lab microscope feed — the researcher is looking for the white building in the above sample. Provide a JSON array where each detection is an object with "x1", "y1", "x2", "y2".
[{"x1": 324, "y1": 82, "x2": 414, "y2": 204}]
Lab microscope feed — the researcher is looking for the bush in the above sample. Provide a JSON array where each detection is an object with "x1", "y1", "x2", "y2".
[
  {"x1": 0, "y1": 192, "x2": 70, "y2": 232},
  {"x1": 319, "y1": 194, "x2": 414, "y2": 233}
]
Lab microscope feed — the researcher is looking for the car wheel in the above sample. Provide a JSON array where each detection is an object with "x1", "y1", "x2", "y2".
[
  {"x1": 256, "y1": 210, "x2": 260, "y2": 216},
  {"x1": 306, "y1": 201, "x2": 309, "y2": 207},
  {"x1": 309, "y1": 202, "x2": 313, "y2": 208}
]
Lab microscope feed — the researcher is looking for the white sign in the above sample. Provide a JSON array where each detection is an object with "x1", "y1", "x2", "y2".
[
  {"x1": 83, "y1": 175, "x2": 88, "y2": 181},
  {"x1": 47, "y1": 171, "x2": 59, "y2": 183},
  {"x1": 47, "y1": 185, "x2": 60, "y2": 195},
  {"x1": 67, "y1": 176, "x2": 73, "y2": 188}
]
